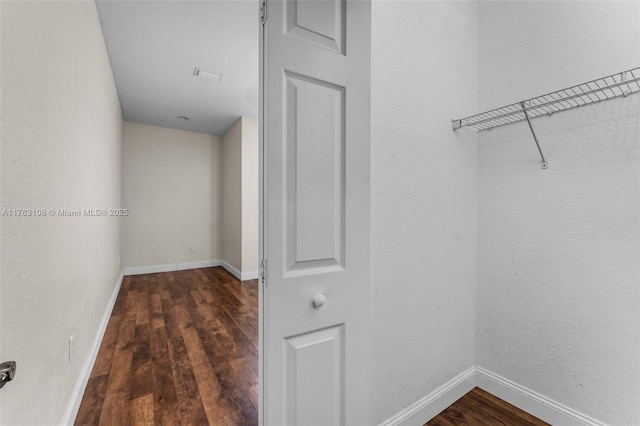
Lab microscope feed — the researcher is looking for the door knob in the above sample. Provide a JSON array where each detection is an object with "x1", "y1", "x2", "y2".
[
  {"x1": 312, "y1": 294, "x2": 326, "y2": 308},
  {"x1": 0, "y1": 361, "x2": 16, "y2": 390}
]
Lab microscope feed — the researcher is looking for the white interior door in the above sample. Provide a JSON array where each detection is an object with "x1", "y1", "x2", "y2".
[{"x1": 260, "y1": 0, "x2": 371, "y2": 424}]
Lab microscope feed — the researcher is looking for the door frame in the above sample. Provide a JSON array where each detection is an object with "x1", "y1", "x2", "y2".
[{"x1": 258, "y1": 0, "x2": 267, "y2": 423}]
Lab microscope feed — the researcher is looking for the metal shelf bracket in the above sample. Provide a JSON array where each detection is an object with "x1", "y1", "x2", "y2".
[{"x1": 520, "y1": 102, "x2": 547, "y2": 169}]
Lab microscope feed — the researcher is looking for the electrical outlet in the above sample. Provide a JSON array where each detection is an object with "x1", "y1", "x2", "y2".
[
  {"x1": 189, "y1": 246, "x2": 195, "y2": 252},
  {"x1": 68, "y1": 335, "x2": 74, "y2": 361}
]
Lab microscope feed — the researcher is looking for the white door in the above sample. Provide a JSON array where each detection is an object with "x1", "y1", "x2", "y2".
[{"x1": 260, "y1": 0, "x2": 371, "y2": 424}]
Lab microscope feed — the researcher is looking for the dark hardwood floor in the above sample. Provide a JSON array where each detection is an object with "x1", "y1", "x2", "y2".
[
  {"x1": 427, "y1": 387, "x2": 549, "y2": 426},
  {"x1": 77, "y1": 267, "x2": 546, "y2": 426},
  {"x1": 75, "y1": 267, "x2": 258, "y2": 425}
]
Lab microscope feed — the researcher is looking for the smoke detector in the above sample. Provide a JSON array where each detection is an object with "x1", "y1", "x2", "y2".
[{"x1": 193, "y1": 67, "x2": 222, "y2": 82}]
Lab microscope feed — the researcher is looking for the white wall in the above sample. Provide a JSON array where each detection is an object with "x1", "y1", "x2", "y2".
[
  {"x1": 241, "y1": 117, "x2": 259, "y2": 276},
  {"x1": 477, "y1": 2, "x2": 640, "y2": 424},
  {"x1": 221, "y1": 117, "x2": 259, "y2": 277},
  {"x1": 0, "y1": 1, "x2": 123, "y2": 424},
  {"x1": 370, "y1": 2, "x2": 479, "y2": 423},
  {"x1": 121, "y1": 121, "x2": 222, "y2": 270},
  {"x1": 222, "y1": 118, "x2": 243, "y2": 272}
]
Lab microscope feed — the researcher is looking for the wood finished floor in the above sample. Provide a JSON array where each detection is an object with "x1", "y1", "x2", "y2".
[
  {"x1": 75, "y1": 267, "x2": 258, "y2": 425},
  {"x1": 426, "y1": 387, "x2": 549, "y2": 426},
  {"x1": 77, "y1": 267, "x2": 547, "y2": 426}
]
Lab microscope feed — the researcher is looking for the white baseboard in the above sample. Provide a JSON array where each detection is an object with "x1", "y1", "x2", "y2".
[
  {"x1": 380, "y1": 367, "x2": 476, "y2": 426},
  {"x1": 221, "y1": 260, "x2": 242, "y2": 280},
  {"x1": 60, "y1": 271, "x2": 124, "y2": 426},
  {"x1": 123, "y1": 259, "x2": 256, "y2": 280},
  {"x1": 380, "y1": 366, "x2": 606, "y2": 426},
  {"x1": 220, "y1": 260, "x2": 258, "y2": 281},
  {"x1": 476, "y1": 367, "x2": 605, "y2": 426},
  {"x1": 124, "y1": 259, "x2": 221, "y2": 276},
  {"x1": 241, "y1": 271, "x2": 259, "y2": 280}
]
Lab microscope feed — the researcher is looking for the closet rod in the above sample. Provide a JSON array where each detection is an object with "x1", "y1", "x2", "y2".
[{"x1": 451, "y1": 66, "x2": 640, "y2": 169}]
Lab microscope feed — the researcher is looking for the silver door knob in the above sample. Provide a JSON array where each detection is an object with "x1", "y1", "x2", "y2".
[
  {"x1": 0, "y1": 361, "x2": 16, "y2": 390},
  {"x1": 312, "y1": 294, "x2": 326, "y2": 308}
]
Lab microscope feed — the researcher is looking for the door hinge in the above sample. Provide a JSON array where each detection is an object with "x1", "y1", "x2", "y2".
[
  {"x1": 260, "y1": 0, "x2": 267, "y2": 25},
  {"x1": 259, "y1": 259, "x2": 267, "y2": 286}
]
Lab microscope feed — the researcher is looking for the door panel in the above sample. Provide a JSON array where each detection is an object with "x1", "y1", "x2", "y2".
[
  {"x1": 285, "y1": 324, "x2": 344, "y2": 425},
  {"x1": 261, "y1": 0, "x2": 370, "y2": 424},
  {"x1": 284, "y1": 0, "x2": 345, "y2": 53},
  {"x1": 284, "y1": 72, "x2": 345, "y2": 273}
]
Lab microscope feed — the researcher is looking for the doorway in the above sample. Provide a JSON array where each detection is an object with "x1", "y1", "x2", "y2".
[{"x1": 75, "y1": 0, "x2": 261, "y2": 423}]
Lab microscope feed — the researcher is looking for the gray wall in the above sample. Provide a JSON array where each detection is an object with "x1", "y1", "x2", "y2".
[
  {"x1": 370, "y1": 1, "x2": 479, "y2": 422},
  {"x1": 122, "y1": 121, "x2": 222, "y2": 270},
  {"x1": 0, "y1": 1, "x2": 123, "y2": 423},
  {"x1": 477, "y1": 2, "x2": 640, "y2": 424}
]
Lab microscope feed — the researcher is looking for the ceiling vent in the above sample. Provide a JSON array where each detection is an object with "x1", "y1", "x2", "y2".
[{"x1": 193, "y1": 67, "x2": 222, "y2": 82}]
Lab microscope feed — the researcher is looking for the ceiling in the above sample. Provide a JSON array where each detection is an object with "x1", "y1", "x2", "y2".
[{"x1": 96, "y1": 0, "x2": 259, "y2": 136}]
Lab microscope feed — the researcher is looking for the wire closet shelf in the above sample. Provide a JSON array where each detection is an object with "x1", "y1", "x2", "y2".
[{"x1": 452, "y1": 67, "x2": 640, "y2": 132}]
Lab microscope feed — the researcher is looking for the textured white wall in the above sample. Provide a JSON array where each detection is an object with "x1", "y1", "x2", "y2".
[
  {"x1": 241, "y1": 117, "x2": 259, "y2": 275},
  {"x1": 222, "y1": 118, "x2": 243, "y2": 271},
  {"x1": 121, "y1": 122, "x2": 222, "y2": 268},
  {"x1": 0, "y1": 1, "x2": 123, "y2": 423},
  {"x1": 370, "y1": 2, "x2": 479, "y2": 423},
  {"x1": 479, "y1": 1, "x2": 640, "y2": 110},
  {"x1": 477, "y1": 2, "x2": 640, "y2": 424}
]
